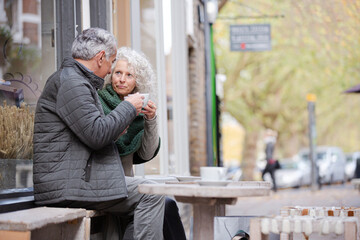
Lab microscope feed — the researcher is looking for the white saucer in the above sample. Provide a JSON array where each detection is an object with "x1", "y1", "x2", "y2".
[
  {"x1": 195, "y1": 180, "x2": 232, "y2": 186},
  {"x1": 144, "y1": 175, "x2": 178, "y2": 183},
  {"x1": 172, "y1": 176, "x2": 201, "y2": 182}
]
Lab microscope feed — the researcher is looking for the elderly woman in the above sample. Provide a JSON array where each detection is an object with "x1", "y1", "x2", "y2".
[
  {"x1": 99, "y1": 47, "x2": 159, "y2": 176},
  {"x1": 98, "y1": 47, "x2": 186, "y2": 240}
]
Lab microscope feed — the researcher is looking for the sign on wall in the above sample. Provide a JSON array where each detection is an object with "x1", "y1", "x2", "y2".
[{"x1": 230, "y1": 24, "x2": 271, "y2": 52}]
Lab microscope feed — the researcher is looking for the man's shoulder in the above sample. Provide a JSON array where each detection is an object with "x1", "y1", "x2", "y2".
[
  {"x1": 60, "y1": 66, "x2": 90, "y2": 86},
  {"x1": 60, "y1": 57, "x2": 104, "y2": 90},
  {"x1": 45, "y1": 67, "x2": 87, "y2": 90}
]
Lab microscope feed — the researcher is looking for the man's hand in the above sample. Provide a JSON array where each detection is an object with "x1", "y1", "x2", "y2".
[{"x1": 124, "y1": 93, "x2": 144, "y2": 115}]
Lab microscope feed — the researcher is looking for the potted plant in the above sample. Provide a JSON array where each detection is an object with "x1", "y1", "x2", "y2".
[{"x1": 0, "y1": 101, "x2": 34, "y2": 189}]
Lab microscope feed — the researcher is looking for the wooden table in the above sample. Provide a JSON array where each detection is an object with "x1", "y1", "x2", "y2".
[{"x1": 138, "y1": 181, "x2": 271, "y2": 240}]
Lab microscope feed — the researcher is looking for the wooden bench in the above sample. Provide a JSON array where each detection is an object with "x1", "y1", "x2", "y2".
[
  {"x1": 250, "y1": 206, "x2": 360, "y2": 240},
  {"x1": 280, "y1": 206, "x2": 360, "y2": 218},
  {"x1": 250, "y1": 215, "x2": 358, "y2": 240},
  {"x1": 0, "y1": 207, "x2": 103, "y2": 240}
]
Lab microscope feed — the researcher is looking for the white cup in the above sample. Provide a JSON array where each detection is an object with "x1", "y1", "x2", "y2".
[
  {"x1": 139, "y1": 93, "x2": 149, "y2": 107},
  {"x1": 200, "y1": 166, "x2": 227, "y2": 181},
  {"x1": 126, "y1": 93, "x2": 149, "y2": 107}
]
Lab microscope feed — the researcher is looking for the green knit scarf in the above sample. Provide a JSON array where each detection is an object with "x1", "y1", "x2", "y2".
[{"x1": 98, "y1": 84, "x2": 145, "y2": 157}]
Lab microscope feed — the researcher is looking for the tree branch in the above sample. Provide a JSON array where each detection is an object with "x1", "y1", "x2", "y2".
[{"x1": 218, "y1": 0, "x2": 228, "y2": 11}]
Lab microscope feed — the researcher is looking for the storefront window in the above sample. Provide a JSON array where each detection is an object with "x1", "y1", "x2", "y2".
[
  {"x1": 139, "y1": 0, "x2": 175, "y2": 175},
  {"x1": 0, "y1": 0, "x2": 55, "y2": 190},
  {"x1": 136, "y1": 0, "x2": 173, "y2": 174}
]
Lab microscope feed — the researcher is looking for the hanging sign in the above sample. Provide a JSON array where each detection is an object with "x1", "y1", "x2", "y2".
[{"x1": 230, "y1": 24, "x2": 271, "y2": 52}]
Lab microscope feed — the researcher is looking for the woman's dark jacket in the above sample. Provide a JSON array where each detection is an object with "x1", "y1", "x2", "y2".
[{"x1": 33, "y1": 57, "x2": 136, "y2": 205}]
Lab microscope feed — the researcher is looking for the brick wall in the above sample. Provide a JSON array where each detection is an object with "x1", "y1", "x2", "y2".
[{"x1": 23, "y1": 0, "x2": 38, "y2": 14}]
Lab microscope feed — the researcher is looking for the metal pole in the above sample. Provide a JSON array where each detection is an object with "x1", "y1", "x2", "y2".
[
  {"x1": 204, "y1": 1, "x2": 214, "y2": 166},
  {"x1": 307, "y1": 94, "x2": 319, "y2": 191},
  {"x1": 210, "y1": 24, "x2": 219, "y2": 166}
]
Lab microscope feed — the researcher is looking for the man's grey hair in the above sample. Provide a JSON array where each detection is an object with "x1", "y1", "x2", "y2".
[
  {"x1": 72, "y1": 28, "x2": 117, "y2": 60},
  {"x1": 105, "y1": 47, "x2": 157, "y2": 103}
]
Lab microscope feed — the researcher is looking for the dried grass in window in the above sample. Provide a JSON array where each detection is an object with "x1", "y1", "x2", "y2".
[{"x1": 0, "y1": 101, "x2": 34, "y2": 159}]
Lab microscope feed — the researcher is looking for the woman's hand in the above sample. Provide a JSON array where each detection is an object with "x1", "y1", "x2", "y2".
[
  {"x1": 141, "y1": 100, "x2": 157, "y2": 119},
  {"x1": 124, "y1": 93, "x2": 144, "y2": 115}
]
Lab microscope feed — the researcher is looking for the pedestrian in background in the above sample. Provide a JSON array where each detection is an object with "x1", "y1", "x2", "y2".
[
  {"x1": 355, "y1": 156, "x2": 360, "y2": 178},
  {"x1": 262, "y1": 129, "x2": 278, "y2": 192}
]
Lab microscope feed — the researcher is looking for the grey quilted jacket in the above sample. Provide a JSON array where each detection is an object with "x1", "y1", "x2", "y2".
[{"x1": 33, "y1": 57, "x2": 137, "y2": 205}]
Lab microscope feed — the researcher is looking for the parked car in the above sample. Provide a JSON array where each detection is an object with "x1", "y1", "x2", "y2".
[
  {"x1": 263, "y1": 158, "x2": 311, "y2": 189},
  {"x1": 345, "y1": 152, "x2": 360, "y2": 181},
  {"x1": 297, "y1": 146, "x2": 346, "y2": 184}
]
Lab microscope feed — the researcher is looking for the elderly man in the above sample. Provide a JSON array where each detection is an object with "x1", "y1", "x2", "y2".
[{"x1": 33, "y1": 28, "x2": 165, "y2": 239}]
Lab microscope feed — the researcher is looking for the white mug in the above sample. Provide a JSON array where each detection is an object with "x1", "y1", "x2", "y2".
[
  {"x1": 126, "y1": 93, "x2": 149, "y2": 107},
  {"x1": 200, "y1": 166, "x2": 227, "y2": 181},
  {"x1": 139, "y1": 93, "x2": 149, "y2": 107}
]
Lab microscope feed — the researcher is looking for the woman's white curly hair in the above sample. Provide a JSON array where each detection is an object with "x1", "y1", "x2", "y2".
[{"x1": 105, "y1": 47, "x2": 157, "y2": 103}]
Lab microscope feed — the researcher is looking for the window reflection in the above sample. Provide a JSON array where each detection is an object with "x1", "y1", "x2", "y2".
[
  {"x1": 140, "y1": 0, "x2": 159, "y2": 174},
  {"x1": 2, "y1": 0, "x2": 42, "y2": 107},
  {"x1": 139, "y1": 0, "x2": 174, "y2": 175},
  {"x1": 0, "y1": 0, "x2": 53, "y2": 190}
]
